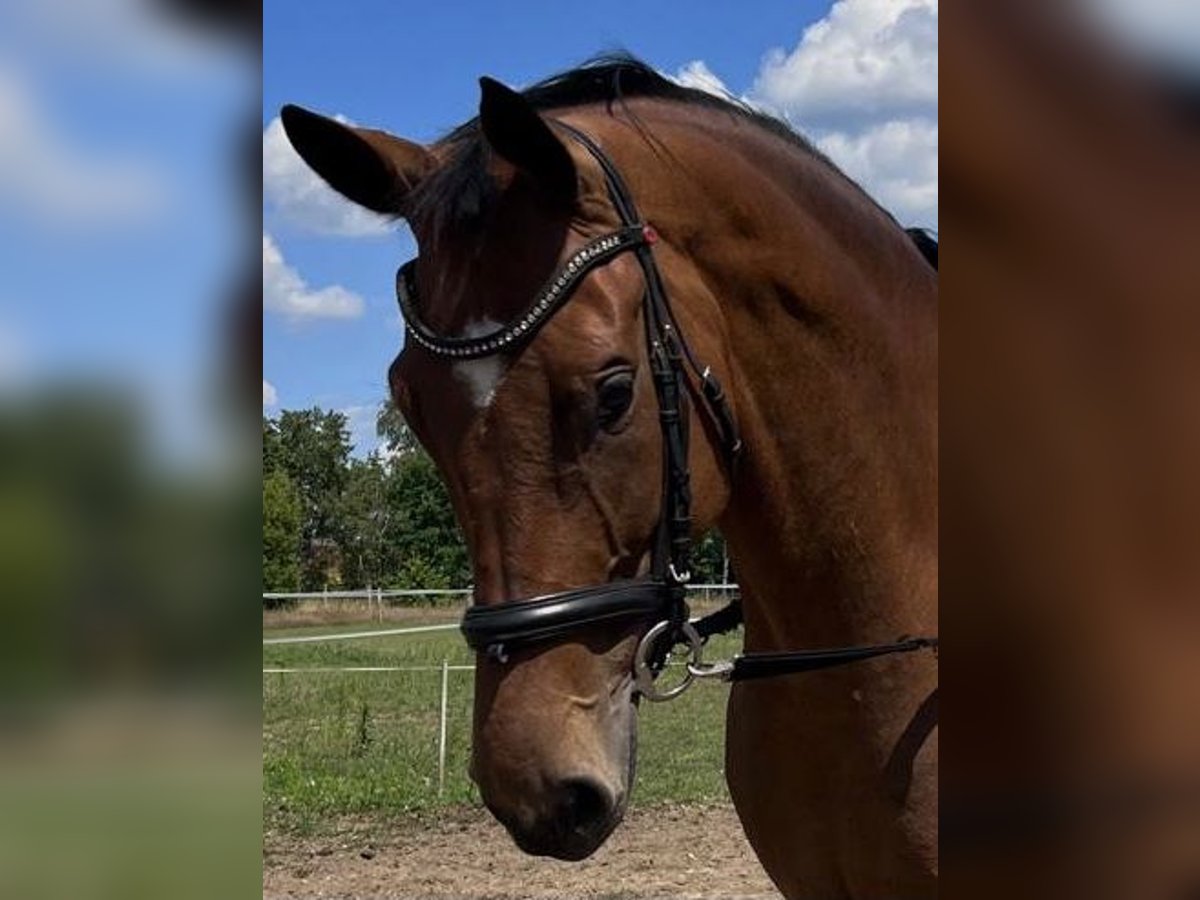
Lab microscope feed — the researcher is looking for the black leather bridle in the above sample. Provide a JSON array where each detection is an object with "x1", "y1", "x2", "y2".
[{"x1": 396, "y1": 121, "x2": 936, "y2": 700}]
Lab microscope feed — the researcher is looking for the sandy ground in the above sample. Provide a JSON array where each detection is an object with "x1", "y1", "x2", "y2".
[{"x1": 263, "y1": 804, "x2": 779, "y2": 899}]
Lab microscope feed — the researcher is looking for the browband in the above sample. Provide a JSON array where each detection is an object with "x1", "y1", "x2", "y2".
[{"x1": 397, "y1": 225, "x2": 652, "y2": 360}]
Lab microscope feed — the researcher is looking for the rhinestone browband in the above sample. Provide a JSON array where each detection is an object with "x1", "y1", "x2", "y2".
[{"x1": 396, "y1": 224, "x2": 652, "y2": 359}]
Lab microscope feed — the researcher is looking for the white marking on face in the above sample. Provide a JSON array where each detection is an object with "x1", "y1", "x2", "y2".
[{"x1": 453, "y1": 319, "x2": 506, "y2": 409}]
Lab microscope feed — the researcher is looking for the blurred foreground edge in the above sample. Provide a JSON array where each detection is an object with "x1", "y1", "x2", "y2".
[
  {"x1": 159, "y1": 0, "x2": 264, "y2": 420},
  {"x1": 942, "y1": 3, "x2": 1200, "y2": 898},
  {"x1": 0, "y1": 0, "x2": 262, "y2": 899}
]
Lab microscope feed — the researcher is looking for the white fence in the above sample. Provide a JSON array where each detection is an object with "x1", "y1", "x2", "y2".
[
  {"x1": 262, "y1": 622, "x2": 461, "y2": 645},
  {"x1": 262, "y1": 587, "x2": 471, "y2": 623},
  {"x1": 262, "y1": 587, "x2": 470, "y2": 602}
]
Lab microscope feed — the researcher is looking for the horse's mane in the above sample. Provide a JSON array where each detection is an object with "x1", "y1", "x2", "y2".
[
  {"x1": 905, "y1": 228, "x2": 938, "y2": 271},
  {"x1": 407, "y1": 53, "x2": 828, "y2": 234},
  {"x1": 512, "y1": 53, "x2": 821, "y2": 158}
]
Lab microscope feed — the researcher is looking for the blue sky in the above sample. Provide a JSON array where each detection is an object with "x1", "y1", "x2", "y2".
[
  {"x1": 0, "y1": 0, "x2": 254, "y2": 463},
  {"x1": 263, "y1": 0, "x2": 939, "y2": 455}
]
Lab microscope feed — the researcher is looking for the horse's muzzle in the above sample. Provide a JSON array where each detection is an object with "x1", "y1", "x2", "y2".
[{"x1": 499, "y1": 776, "x2": 622, "y2": 861}]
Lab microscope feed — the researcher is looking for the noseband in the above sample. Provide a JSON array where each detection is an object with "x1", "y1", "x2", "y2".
[{"x1": 396, "y1": 121, "x2": 936, "y2": 700}]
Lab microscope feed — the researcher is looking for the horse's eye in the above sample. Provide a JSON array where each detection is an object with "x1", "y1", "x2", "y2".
[{"x1": 595, "y1": 369, "x2": 634, "y2": 433}]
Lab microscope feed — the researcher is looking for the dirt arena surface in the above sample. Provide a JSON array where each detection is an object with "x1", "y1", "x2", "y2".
[{"x1": 264, "y1": 804, "x2": 779, "y2": 899}]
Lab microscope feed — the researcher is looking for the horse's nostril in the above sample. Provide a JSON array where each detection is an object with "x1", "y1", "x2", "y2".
[
  {"x1": 560, "y1": 778, "x2": 612, "y2": 833},
  {"x1": 499, "y1": 776, "x2": 621, "y2": 859}
]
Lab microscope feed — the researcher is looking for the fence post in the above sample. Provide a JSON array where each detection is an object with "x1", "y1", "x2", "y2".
[{"x1": 437, "y1": 658, "x2": 449, "y2": 797}]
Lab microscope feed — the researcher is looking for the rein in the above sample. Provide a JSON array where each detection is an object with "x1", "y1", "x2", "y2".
[
  {"x1": 396, "y1": 121, "x2": 937, "y2": 701},
  {"x1": 684, "y1": 599, "x2": 937, "y2": 686}
]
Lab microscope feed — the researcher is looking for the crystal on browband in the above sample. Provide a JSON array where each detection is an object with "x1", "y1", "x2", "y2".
[{"x1": 395, "y1": 225, "x2": 647, "y2": 360}]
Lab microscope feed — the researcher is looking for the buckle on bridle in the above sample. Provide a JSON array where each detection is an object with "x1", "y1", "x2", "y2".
[
  {"x1": 667, "y1": 563, "x2": 691, "y2": 585},
  {"x1": 486, "y1": 643, "x2": 509, "y2": 665}
]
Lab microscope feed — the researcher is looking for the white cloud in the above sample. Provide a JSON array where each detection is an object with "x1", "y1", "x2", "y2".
[
  {"x1": 263, "y1": 233, "x2": 364, "y2": 320},
  {"x1": 263, "y1": 116, "x2": 393, "y2": 237},
  {"x1": 671, "y1": 60, "x2": 735, "y2": 99},
  {"x1": 817, "y1": 118, "x2": 937, "y2": 225},
  {"x1": 262, "y1": 379, "x2": 278, "y2": 408},
  {"x1": 753, "y1": 0, "x2": 937, "y2": 132},
  {"x1": 0, "y1": 66, "x2": 166, "y2": 227},
  {"x1": 747, "y1": 0, "x2": 938, "y2": 228}
]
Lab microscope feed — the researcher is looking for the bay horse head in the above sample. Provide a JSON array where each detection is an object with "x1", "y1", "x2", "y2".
[{"x1": 282, "y1": 73, "x2": 735, "y2": 859}]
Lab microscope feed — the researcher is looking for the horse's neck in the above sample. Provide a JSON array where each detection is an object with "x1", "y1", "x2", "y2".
[{"x1": 648, "y1": 115, "x2": 939, "y2": 650}]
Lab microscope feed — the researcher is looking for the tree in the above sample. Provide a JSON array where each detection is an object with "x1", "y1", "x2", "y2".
[
  {"x1": 271, "y1": 408, "x2": 353, "y2": 589},
  {"x1": 692, "y1": 529, "x2": 729, "y2": 584},
  {"x1": 262, "y1": 402, "x2": 471, "y2": 594},
  {"x1": 383, "y1": 450, "x2": 470, "y2": 588},
  {"x1": 262, "y1": 416, "x2": 283, "y2": 478},
  {"x1": 336, "y1": 455, "x2": 389, "y2": 589},
  {"x1": 262, "y1": 469, "x2": 302, "y2": 597},
  {"x1": 375, "y1": 397, "x2": 469, "y2": 588},
  {"x1": 376, "y1": 397, "x2": 419, "y2": 457}
]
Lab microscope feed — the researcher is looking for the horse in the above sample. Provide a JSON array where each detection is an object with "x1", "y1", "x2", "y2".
[{"x1": 282, "y1": 57, "x2": 938, "y2": 899}]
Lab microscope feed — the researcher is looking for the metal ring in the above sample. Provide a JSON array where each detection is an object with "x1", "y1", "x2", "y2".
[{"x1": 633, "y1": 621, "x2": 703, "y2": 702}]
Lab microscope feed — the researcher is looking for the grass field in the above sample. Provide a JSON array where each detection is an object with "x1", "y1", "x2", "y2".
[{"x1": 263, "y1": 612, "x2": 741, "y2": 834}]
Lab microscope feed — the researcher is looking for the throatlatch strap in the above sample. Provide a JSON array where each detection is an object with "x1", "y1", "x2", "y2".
[
  {"x1": 693, "y1": 599, "x2": 743, "y2": 641},
  {"x1": 689, "y1": 601, "x2": 938, "y2": 683}
]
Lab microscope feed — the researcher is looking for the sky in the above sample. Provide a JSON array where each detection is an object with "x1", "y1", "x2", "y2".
[
  {"x1": 263, "y1": 0, "x2": 941, "y2": 456},
  {"x1": 0, "y1": 0, "x2": 254, "y2": 464}
]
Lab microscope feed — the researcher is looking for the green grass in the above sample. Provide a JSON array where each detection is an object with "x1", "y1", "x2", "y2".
[{"x1": 263, "y1": 621, "x2": 741, "y2": 833}]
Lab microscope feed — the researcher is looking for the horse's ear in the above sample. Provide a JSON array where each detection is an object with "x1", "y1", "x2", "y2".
[
  {"x1": 478, "y1": 77, "x2": 576, "y2": 202},
  {"x1": 280, "y1": 104, "x2": 434, "y2": 215}
]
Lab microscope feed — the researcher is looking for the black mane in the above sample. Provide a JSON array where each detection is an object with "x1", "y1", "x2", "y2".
[
  {"x1": 499, "y1": 54, "x2": 816, "y2": 156},
  {"x1": 408, "y1": 53, "x2": 824, "y2": 234},
  {"x1": 905, "y1": 228, "x2": 938, "y2": 271}
]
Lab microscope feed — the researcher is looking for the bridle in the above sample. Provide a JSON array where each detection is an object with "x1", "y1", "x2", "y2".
[{"x1": 396, "y1": 120, "x2": 937, "y2": 701}]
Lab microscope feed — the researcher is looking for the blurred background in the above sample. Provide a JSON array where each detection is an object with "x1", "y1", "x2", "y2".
[{"x1": 0, "y1": 0, "x2": 260, "y2": 897}]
